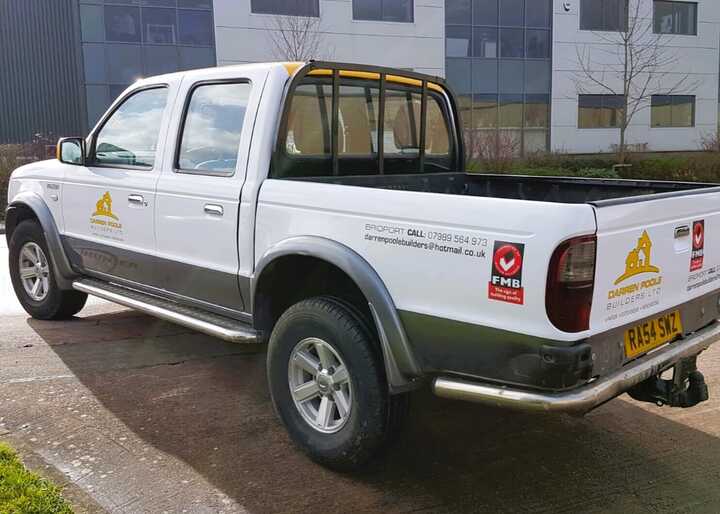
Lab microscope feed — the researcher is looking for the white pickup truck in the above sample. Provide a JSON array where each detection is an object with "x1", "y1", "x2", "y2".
[{"x1": 7, "y1": 61, "x2": 720, "y2": 469}]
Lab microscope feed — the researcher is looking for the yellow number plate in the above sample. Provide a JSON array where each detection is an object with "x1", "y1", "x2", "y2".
[{"x1": 624, "y1": 310, "x2": 683, "y2": 359}]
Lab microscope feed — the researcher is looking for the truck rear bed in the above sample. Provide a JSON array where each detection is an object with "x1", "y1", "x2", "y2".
[{"x1": 301, "y1": 172, "x2": 719, "y2": 204}]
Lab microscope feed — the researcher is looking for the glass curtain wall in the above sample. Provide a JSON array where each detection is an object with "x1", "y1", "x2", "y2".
[
  {"x1": 445, "y1": 0, "x2": 552, "y2": 157},
  {"x1": 79, "y1": 0, "x2": 216, "y2": 130}
]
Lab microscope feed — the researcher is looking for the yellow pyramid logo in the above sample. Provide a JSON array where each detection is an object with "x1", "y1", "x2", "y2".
[
  {"x1": 614, "y1": 230, "x2": 660, "y2": 285},
  {"x1": 92, "y1": 191, "x2": 119, "y2": 221}
]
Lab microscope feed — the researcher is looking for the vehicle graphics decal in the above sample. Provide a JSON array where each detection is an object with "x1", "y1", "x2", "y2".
[
  {"x1": 614, "y1": 230, "x2": 659, "y2": 284},
  {"x1": 687, "y1": 220, "x2": 720, "y2": 291},
  {"x1": 605, "y1": 230, "x2": 663, "y2": 321},
  {"x1": 488, "y1": 241, "x2": 524, "y2": 305},
  {"x1": 90, "y1": 191, "x2": 124, "y2": 241},
  {"x1": 690, "y1": 220, "x2": 704, "y2": 272},
  {"x1": 363, "y1": 223, "x2": 488, "y2": 259}
]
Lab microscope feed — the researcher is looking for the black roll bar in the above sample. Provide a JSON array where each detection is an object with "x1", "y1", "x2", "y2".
[{"x1": 272, "y1": 60, "x2": 465, "y2": 177}]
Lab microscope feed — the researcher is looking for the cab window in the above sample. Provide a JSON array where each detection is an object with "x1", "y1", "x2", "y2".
[
  {"x1": 93, "y1": 87, "x2": 168, "y2": 168},
  {"x1": 177, "y1": 82, "x2": 252, "y2": 175}
]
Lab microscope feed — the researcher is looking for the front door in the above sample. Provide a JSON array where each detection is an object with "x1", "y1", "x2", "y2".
[
  {"x1": 155, "y1": 70, "x2": 264, "y2": 313},
  {"x1": 62, "y1": 85, "x2": 173, "y2": 287}
]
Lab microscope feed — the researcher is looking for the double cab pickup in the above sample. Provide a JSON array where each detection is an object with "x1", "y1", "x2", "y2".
[{"x1": 7, "y1": 61, "x2": 720, "y2": 469}]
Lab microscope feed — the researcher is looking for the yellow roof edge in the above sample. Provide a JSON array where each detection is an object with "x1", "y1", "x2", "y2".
[
  {"x1": 283, "y1": 63, "x2": 445, "y2": 93},
  {"x1": 282, "y1": 62, "x2": 305, "y2": 76}
]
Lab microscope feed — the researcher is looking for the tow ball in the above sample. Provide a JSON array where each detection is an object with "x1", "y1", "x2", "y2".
[{"x1": 627, "y1": 356, "x2": 709, "y2": 408}]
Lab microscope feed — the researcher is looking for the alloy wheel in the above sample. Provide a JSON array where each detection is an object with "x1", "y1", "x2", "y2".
[
  {"x1": 18, "y1": 242, "x2": 50, "y2": 302},
  {"x1": 288, "y1": 337, "x2": 353, "y2": 433}
]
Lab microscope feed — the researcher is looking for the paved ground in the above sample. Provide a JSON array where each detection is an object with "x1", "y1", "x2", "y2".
[{"x1": 3, "y1": 238, "x2": 720, "y2": 513}]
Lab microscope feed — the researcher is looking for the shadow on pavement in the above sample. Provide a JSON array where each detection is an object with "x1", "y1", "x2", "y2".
[{"x1": 30, "y1": 310, "x2": 720, "y2": 514}]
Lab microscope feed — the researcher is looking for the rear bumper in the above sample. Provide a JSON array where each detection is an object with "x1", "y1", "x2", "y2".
[{"x1": 433, "y1": 321, "x2": 720, "y2": 414}]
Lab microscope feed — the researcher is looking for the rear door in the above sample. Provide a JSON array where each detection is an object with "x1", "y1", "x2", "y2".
[
  {"x1": 154, "y1": 68, "x2": 266, "y2": 313},
  {"x1": 61, "y1": 84, "x2": 175, "y2": 286},
  {"x1": 590, "y1": 188, "x2": 720, "y2": 334}
]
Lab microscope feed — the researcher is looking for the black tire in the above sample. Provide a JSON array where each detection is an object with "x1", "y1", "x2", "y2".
[
  {"x1": 9, "y1": 220, "x2": 87, "y2": 320},
  {"x1": 267, "y1": 296, "x2": 408, "y2": 470}
]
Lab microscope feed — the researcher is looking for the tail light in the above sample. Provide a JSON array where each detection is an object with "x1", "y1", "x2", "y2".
[{"x1": 546, "y1": 235, "x2": 597, "y2": 333}]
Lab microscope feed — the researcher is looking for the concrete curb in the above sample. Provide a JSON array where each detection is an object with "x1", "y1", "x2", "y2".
[{"x1": 4, "y1": 436, "x2": 108, "y2": 514}]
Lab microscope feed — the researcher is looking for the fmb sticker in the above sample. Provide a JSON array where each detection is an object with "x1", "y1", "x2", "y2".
[
  {"x1": 489, "y1": 241, "x2": 525, "y2": 305},
  {"x1": 690, "y1": 220, "x2": 704, "y2": 271}
]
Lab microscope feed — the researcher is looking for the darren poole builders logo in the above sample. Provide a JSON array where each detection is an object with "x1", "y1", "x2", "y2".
[
  {"x1": 606, "y1": 230, "x2": 662, "y2": 317},
  {"x1": 90, "y1": 191, "x2": 123, "y2": 240}
]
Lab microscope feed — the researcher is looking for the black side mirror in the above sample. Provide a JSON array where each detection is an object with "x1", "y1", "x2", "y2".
[{"x1": 57, "y1": 137, "x2": 86, "y2": 166}]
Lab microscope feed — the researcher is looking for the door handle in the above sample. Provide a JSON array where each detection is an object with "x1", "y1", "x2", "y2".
[
  {"x1": 204, "y1": 204, "x2": 224, "y2": 216},
  {"x1": 128, "y1": 194, "x2": 144, "y2": 205}
]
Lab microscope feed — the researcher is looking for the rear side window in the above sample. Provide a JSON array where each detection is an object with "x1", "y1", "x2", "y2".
[
  {"x1": 177, "y1": 82, "x2": 252, "y2": 175},
  {"x1": 93, "y1": 87, "x2": 168, "y2": 168},
  {"x1": 285, "y1": 83, "x2": 332, "y2": 156},
  {"x1": 276, "y1": 76, "x2": 454, "y2": 178}
]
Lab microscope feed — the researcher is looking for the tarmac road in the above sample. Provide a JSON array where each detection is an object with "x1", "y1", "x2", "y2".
[{"x1": 2, "y1": 238, "x2": 720, "y2": 513}]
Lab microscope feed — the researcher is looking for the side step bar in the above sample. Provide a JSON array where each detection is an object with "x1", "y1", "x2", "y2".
[{"x1": 73, "y1": 279, "x2": 259, "y2": 343}]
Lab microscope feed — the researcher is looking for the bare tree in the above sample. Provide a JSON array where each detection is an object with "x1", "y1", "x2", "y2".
[
  {"x1": 267, "y1": 15, "x2": 327, "y2": 61},
  {"x1": 574, "y1": 0, "x2": 695, "y2": 162}
]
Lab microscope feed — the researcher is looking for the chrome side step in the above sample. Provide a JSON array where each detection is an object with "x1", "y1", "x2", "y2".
[{"x1": 73, "y1": 278, "x2": 259, "y2": 343}]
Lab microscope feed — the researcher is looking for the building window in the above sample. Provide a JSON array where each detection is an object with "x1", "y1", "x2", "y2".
[
  {"x1": 445, "y1": 0, "x2": 552, "y2": 156},
  {"x1": 654, "y1": 1, "x2": 697, "y2": 35},
  {"x1": 143, "y1": 8, "x2": 177, "y2": 44},
  {"x1": 651, "y1": 95, "x2": 695, "y2": 127},
  {"x1": 178, "y1": 10, "x2": 214, "y2": 45},
  {"x1": 251, "y1": 0, "x2": 320, "y2": 17},
  {"x1": 580, "y1": 0, "x2": 628, "y2": 32},
  {"x1": 473, "y1": 27, "x2": 498, "y2": 58},
  {"x1": 446, "y1": 26, "x2": 472, "y2": 57},
  {"x1": 578, "y1": 95, "x2": 625, "y2": 128},
  {"x1": 105, "y1": 6, "x2": 141, "y2": 43},
  {"x1": 353, "y1": 0, "x2": 414, "y2": 23}
]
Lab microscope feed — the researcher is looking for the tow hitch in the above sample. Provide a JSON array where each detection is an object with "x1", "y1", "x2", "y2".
[{"x1": 628, "y1": 356, "x2": 709, "y2": 408}]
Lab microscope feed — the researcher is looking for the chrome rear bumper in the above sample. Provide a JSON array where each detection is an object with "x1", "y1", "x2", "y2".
[{"x1": 433, "y1": 321, "x2": 720, "y2": 415}]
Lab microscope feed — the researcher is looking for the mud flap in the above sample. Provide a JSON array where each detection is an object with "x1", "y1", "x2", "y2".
[{"x1": 627, "y1": 356, "x2": 709, "y2": 408}]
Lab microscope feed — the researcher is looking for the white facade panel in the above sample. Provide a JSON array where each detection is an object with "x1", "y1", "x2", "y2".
[
  {"x1": 211, "y1": 0, "x2": 720, "y2": 154},
  {"x1": 551, "y1": 0, "x2": 720, "y2": 153},
  {"x1": 213, "y1": 0, "x2": 444, "y2": 75}
]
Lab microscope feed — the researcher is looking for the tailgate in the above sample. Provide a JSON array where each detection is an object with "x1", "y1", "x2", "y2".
[{"x1": 590, "y1": 188, "x2": 720, "y2": 333}]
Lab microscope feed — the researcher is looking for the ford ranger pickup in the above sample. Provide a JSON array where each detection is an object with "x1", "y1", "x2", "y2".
[{"x1": 7, "y1": 61, "x2": 720, "y2": 469}]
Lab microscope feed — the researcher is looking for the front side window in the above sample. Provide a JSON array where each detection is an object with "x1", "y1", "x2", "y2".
[
  {"x1": 651, "y1": 95, "x2": 695, "y2": 127},
  {"x1": 94, "y1": 87, "x2": 168, "y2": 167},
  {"x1": 353, "y1": 0, "x2": 414, "y2": 22},
  {"x1": 250, "y1": 0, "x2": 319, "y2": 17},
  {"x1": 578, "y1": 94, "x2": 625, "y2": 128},
  {"x1": 654, "y1": 1, "x2": 697, "y2": 35},
  {"x1": 177, "y1": 82, "x2": 252, "y2": 174},
  {"x1": 580, "y1": 0, "x2": 628, "y2": 31}
]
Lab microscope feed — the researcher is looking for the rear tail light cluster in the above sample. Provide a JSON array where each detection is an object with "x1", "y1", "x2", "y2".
[{"x1": 546, "y1": 235, "x2": 597, "y2": 333}]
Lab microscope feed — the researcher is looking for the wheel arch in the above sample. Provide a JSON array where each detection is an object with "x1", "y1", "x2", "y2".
[
  {"x1": 253, "y1": 236, "x2": 422, "y2": 392},
  {"x1": 6, "y1": 192, "x2": 77, "y2": 289}
]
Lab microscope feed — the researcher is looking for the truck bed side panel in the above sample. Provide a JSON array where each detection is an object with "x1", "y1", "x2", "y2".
[{"x1": 255, "y1": 180, "x2": 597, "y2": 342}]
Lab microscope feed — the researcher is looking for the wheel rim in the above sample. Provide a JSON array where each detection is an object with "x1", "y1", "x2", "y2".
[
  {"x1": 18, "y1": 242, "x2": 51, "y2": 302},
  {"x1": 288, "y1": 337, "x2": 353, "y2": 434}
]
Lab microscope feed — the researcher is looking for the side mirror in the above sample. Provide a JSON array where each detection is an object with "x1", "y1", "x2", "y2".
[{"x1": 57, "y1": 137, "x2": 85, "y2": 165}]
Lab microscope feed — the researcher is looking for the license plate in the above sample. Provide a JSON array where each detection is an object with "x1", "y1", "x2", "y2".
[{"x1": 624, "y1": 310, "x2": 683, "y2": 359}]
